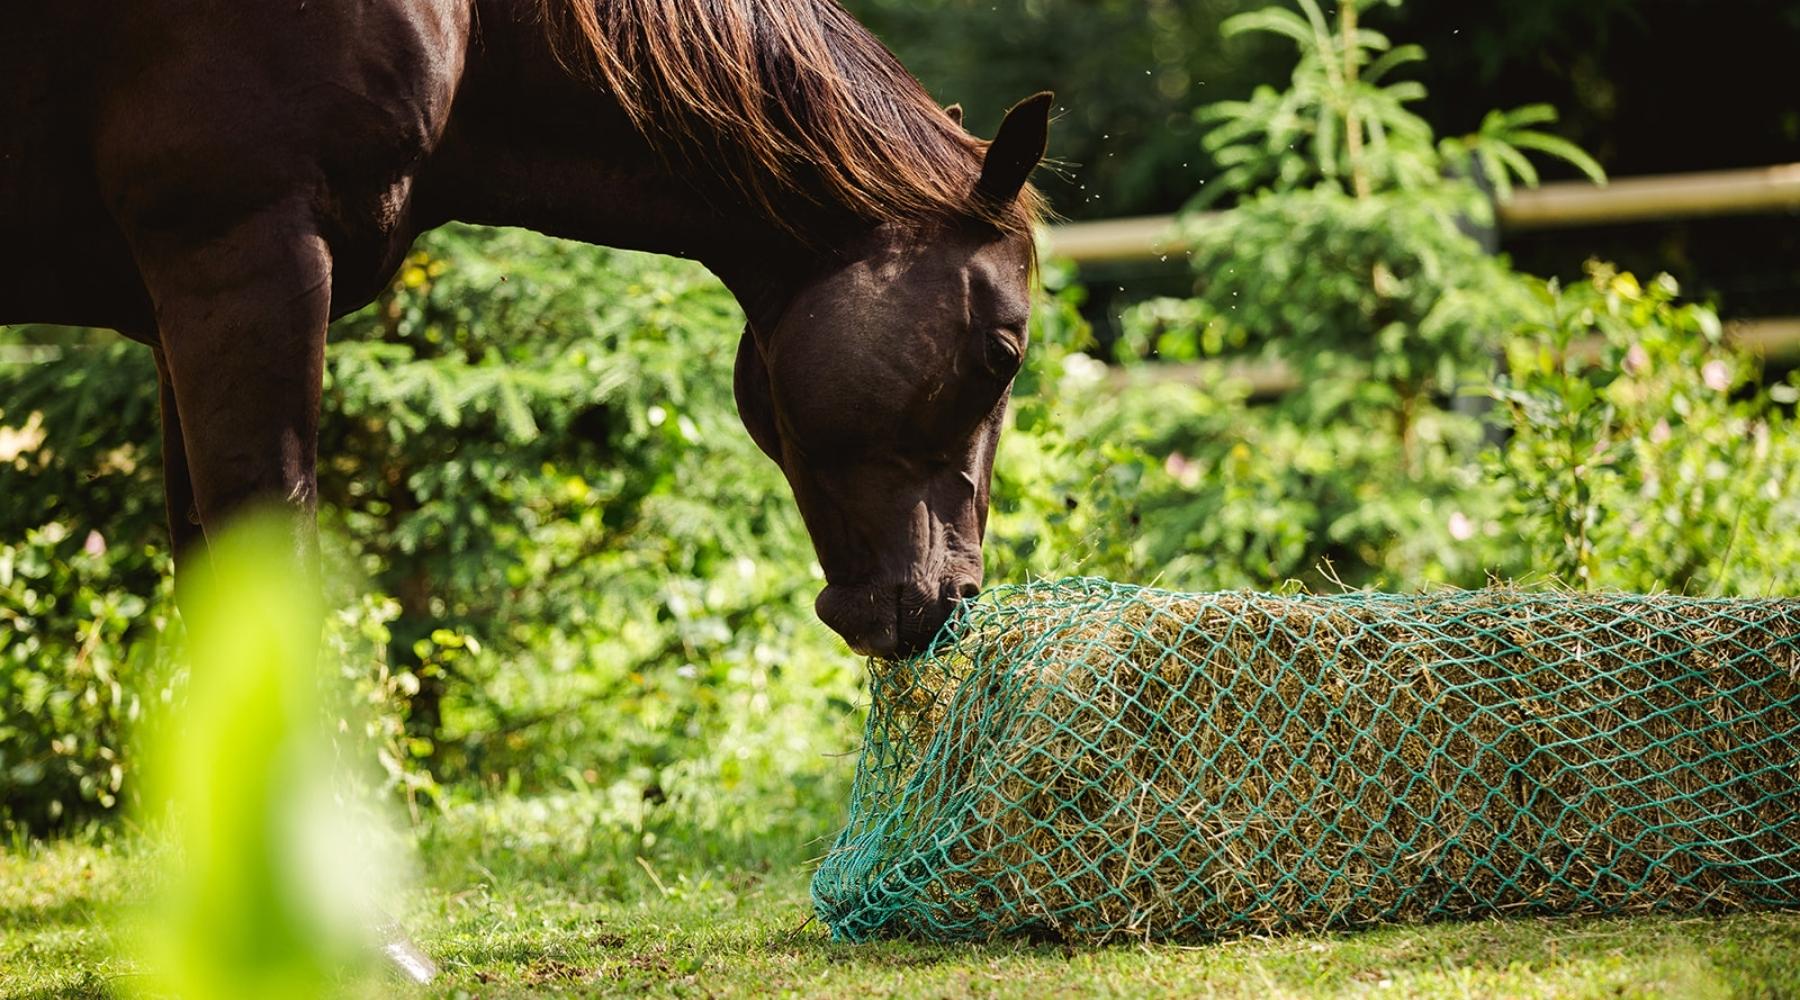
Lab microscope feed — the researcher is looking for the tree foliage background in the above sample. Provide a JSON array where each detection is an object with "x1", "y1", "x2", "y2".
[
  {"x1": 849, "y1": 0, "x2": 1800, "y2": 315},
  {"x1": 4, "y1": 0, "x2": 1800, "y2": 845}
]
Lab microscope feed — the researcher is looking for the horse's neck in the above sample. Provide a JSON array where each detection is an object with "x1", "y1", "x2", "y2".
[{"x1": 421, "y1": 0, "x2": 834, "y2": 311}]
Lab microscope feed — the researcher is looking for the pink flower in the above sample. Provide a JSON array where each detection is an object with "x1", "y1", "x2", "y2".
[
  {"x1": 1623, "y1": 344, "x2": 1650, "y2": 375},
  {"x1": 1650, "y1": 419, "x2": 1672, "y2": 445},
  {"x1": 1448, "y1": 512, "x2": 1476, "y2": 542},
  {"x1": 1164, "y1": 452, "x2": 1201, "y2": 489},
  {"x1": 1702, "y1": 360, "x2": 1732, "y2": 392},
  {"x1": 83, "y1": 530, "x2": 107, "y2": 557}
]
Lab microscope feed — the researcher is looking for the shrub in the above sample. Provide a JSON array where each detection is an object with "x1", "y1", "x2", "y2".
[
  {"x1": 1490, "y1": 265, "x2": 1800, "y2": 592},
  {"x1": 0, "y1": 229, "x2": 1134, "y2": 832},
  {"x1": 0, "y1": 528, "x2": 174, "y2": 829}
]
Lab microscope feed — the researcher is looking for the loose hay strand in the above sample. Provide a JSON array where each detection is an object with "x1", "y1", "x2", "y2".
[{"x1": 812, "y1": 579, "x2": 1800, "y2": 943}]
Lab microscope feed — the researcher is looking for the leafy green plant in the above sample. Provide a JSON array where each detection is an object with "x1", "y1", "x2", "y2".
[
  {"x1": 1162, "y1": 185, "x2": 1525, "y2": 428},
  {"x1": 0, "y1": 340, "x2": 173, "y2": 830},
  {"x1": 1489, "y1": 264, "x2": 1800, "y2": 593},
  {"x1": 1091, "y1": 0, "x2": 1619, "y2": 595},
  {"x1": 1198, "y1": 0, "x2": 1602, "y2": 203},
  {"x1": 0, "y1": 226, "x2": 1157, "y2": 834},
  {"x1": 1159, "y1": 0, "x2": 1606, "y2": 406},
  {"x1": 0, "y1": 528, "x2": 174, "y2": 830},
  {"x1": 985, "y1": 260, "x2": 1157, "y2": 585},
  {"x1": 1121, "y1": 0, "x2": 1608, "y2": 492}
]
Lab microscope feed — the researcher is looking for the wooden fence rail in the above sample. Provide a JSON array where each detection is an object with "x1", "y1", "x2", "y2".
[
  {"x1": 1043, "y1": 162, "x2": 1800, "y2": 263},
  {"x1": 1048, "y1": 162, "x2": 1800, "y2": 387},
  {"x1": 1108, "y1": 316, "x2": 1800, "y2": 399}
]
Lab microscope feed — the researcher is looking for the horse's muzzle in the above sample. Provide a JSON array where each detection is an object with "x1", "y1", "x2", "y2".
[{"x1": 815, "y1": 578, "x2": 978, "y2": 658}]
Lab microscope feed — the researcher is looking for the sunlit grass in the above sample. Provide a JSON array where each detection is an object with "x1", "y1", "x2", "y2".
[
  {"x1": 7, "y1": 804, "x2": 1800, "y2": 999},
  {"x1": 8, "y1": 519, "x2": 1798, "y2": 998}
]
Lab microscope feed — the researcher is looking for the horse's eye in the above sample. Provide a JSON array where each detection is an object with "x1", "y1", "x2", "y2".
[{"x1": 983, "y1": 329, "x2": 1025, "y2": 376}]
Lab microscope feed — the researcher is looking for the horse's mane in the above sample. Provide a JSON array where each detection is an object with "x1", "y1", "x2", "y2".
[{"x1": 537, "y1": 0, "x2": 1045, "y2": 237}]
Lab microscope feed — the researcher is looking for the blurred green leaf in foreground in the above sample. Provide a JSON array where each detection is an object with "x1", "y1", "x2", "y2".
[{"x1": 130, "y1": 513, "x2": 409, "y2": 999}]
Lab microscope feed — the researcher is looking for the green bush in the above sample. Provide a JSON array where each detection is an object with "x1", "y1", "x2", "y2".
[
  {"x1": 0, "y1": 230, "x2": 839, "y2": 831},
  {"x1": 0, "y1": 228, "x2": 1134, "y2": 833},
  {"x1": 0, "y1": 332, "x2": 170, "y2": 830},
  {"x1": 0, "y1": 528, "x2": 173, "y2": 828},
  {"x1": 4, "y1": 2, "x2": 1796, "y2": 839},
  {"x1": 7, "y1": 233, "x2": 1798, "y2": 834},
  {"x1": 1084, "y1": 0, "x2": 1800, "y2": 597},
  {"x1": 1491, "y1": 265, "x2": 1800, "y2": 593}
]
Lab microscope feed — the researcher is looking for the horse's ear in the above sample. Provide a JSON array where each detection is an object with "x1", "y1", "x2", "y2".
[
  {"x1": 945, "y1": 103, "x2": 964, "y2": 128},
  {"x1": 976, "y1": 92, "x2": 1053, "y2": 205}
]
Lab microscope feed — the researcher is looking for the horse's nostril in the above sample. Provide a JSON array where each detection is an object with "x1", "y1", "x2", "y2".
[{"x1": 953, "y1": 579, "x2": 981, "y2": 601}]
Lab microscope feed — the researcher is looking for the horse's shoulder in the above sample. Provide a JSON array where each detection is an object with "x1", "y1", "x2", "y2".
[{"x1": 92, "y1": 1, "x2": 474, "y2": 229}]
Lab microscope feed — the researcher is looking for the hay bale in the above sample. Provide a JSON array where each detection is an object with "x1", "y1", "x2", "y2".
[{"x1": 812, "y1": 579, "x2": 1800, "y2": 943}]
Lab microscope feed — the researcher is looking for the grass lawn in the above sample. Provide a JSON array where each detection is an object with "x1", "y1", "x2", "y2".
[{"x1": 6, "y1": 806, "x2": 1800, "y2": 1000}]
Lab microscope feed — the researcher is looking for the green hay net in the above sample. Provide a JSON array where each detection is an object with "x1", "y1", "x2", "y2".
[{"x1": 811, "y1": 579, "x2": 1800, "y2": 943}]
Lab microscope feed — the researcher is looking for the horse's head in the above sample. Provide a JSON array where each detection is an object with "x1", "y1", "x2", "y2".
[{"x1": 734, "y1": 94, "x2": 1052, "y2": 657}]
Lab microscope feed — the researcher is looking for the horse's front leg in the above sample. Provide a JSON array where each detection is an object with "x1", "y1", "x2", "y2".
[
  {"x1": 131, "y1": 203, "x2": 331, "y2": 563},
  {"x1": 128, "y1": 202, "x2": 441, "y2": 984},
  {"x1": 150, "y1": 346, "x2": 204, "y2": 575}
]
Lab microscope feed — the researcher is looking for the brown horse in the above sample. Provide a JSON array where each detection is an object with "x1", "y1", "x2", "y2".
[{"x1": 1, "y1": 0, "x2": 1051, "y2": 657}]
